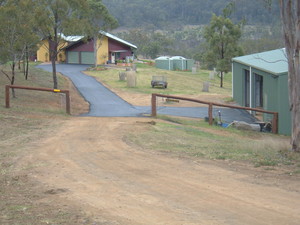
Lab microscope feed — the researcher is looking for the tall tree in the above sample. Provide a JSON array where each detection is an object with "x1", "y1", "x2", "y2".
[
  {"x1": 271, "y1": 0, "x2": 300, "y2": 152},
  {"x1": 117, "y1": 29, "x2": 174, "y2": 59},
  {"x1": 203, "y1": 3, "x2": 244, "y2": 88},
  {"x1": 0, "y1": 0, "x2": 39, "y2": 96},
  {"x1": 35, "y1": 0, "x2": 91, "y2": 89},
  {"x1": 86, "y1": 0, "x2": 118, "y2": 68}
]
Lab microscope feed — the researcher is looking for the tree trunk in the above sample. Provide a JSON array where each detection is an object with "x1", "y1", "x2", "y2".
[
  {"x1": 220, "y1": 71, "x2": 223, "y2": 88},
  {"x1": 51, "y1": 54, "x2": 58, "y2": 89},
  {"x1": 25, "y1": 45, "x2": 29, "y2": 80},
  {"x1": 279, "y1": 0, "x2": 300, "y2": 152},
  {"x1": 23, "y1": 54, "x2": 26, "y2": 77},
  {"x1": 94, "y1": 36, "x2": 98, "y2": 68},
  {"x1": 49, "y1": 39, "x2": 58, "y2": 89},
  {"x1": 25, "y1": 51, "x2": 29, "y2": 80},
  {"x1": 49, "y1": 12, "x2": 59, "y2": 89},
  {"x1": 11, "y1": 61, "x2": 16, "y2": 98}
]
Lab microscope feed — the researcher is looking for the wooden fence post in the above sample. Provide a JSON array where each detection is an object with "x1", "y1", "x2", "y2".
[
  {"x1": 151, "y1": 94, "x2": 157, "y2": 117},
  {"x1": 5, "y1": 85, "x2": 10, "y2": 108},
  {"x1": 272, "y1": 112, "x2": 278, "y2": 134},
  {"x1": 208, "y1": 103, "x2": 213, "y2": 125},
  {"x1": 65, "y1": 90, "x2": 71, "y2": 115}
]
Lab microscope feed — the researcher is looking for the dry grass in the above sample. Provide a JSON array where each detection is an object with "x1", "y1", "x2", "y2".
[
  {"x1": 125, "y1": 115, "x2": 300, "y2": 169},
  {"x1": 86, "y1": 63, "x2": 300, "y2": 170}
]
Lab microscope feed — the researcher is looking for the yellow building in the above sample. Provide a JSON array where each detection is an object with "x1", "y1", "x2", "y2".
[{"x1": 36, "y1": 32, "x2": 137, "y2": 65}]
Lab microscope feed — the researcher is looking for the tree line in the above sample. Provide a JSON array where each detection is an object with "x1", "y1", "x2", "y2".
[
  {"x1": 103, "y1": 0, "x2": 280, "y2": 28},
  {"x1": 0, "y1": 0, "x2": 116, "y2": 90},
  {"x1": 113, "y1": 0, "x2": 283, "y2": 63}
]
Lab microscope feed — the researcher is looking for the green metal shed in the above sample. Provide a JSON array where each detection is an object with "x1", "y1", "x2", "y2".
[
  {"x1": 232, "y1": 48, "x2": 291, "y2": 135},
  {"x1": 155, "y1": 56, "x2": 173, "y2": 70},
  {"x1": 155, "y1": 56, "x2": 194, "y2": 71}
]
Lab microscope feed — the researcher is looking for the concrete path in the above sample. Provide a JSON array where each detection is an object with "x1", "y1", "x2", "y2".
[{"x1": 37, "y1": 64, "x2": 256, "y2": 123}]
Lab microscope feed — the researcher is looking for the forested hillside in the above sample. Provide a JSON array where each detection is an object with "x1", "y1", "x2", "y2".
[
  {"x1": 102, "y1": 0, "x2": 280, "y2": 28},
  {"x1": 102, "y1": 0, "x2": 283, "y2": 61}
]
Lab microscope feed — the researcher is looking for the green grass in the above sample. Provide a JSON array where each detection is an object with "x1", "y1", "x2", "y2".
[
  {"x1": 85, "y1": 63, "x2": 232, "y2": 97},
  {"x1": 125, "y1": 115, "x2": 299, "y2": 167}
]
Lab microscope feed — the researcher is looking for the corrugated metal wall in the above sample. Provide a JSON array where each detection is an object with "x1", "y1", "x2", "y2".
[
  {"x1": 155, "y1": 58, "x2": 194, "y2": 71},
  {"x1": 232, "y1": 61, "x2": 290, "y2": 135}
]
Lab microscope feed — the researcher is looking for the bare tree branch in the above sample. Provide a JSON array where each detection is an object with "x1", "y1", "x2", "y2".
[{"x1": 1, "y1": 70, "x2": 12, "y2": 82}]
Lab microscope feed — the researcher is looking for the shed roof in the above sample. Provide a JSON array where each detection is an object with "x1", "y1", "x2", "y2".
[
  {"x1": 59, "y1": 34, "x2": 84, "y2": 42},
  {"x1": 232, "y1": 48, "x2": 288, "y2": 75},
  {"x1": 61, "y1": 31, "x2": 137, "y2": 49},
  {"x1": 155, "y1": 56, "x2": 170, "y2": 60},
  {"x1": 100, "y1": 31, "x2": 137, "y2": 49},
  {"x1": 155, "y1": 56, "x2": 187, "y2": 60},
  {"x1": 170, "y1": 56, "x2": 186, "y2": 60}
]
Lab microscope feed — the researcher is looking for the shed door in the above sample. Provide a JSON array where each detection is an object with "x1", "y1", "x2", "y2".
[
  {"x1": 255, "y1": 74, "x2": 263, "y2": 107},
  {"x1": 81, "y1": 52, "x2": 95, "y2": 64},
  {"x1": 67, "y1": 51, "x2": 79, "y2": 64},
  {"x1": 244, "y1": 69, "x2": 250, "y2": 107}
]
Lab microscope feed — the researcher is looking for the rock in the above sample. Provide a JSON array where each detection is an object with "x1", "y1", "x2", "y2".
[
  {"x1": 202, "y1": 81, "x2": 209, "y2": 92},
  {"x1": 119, "y1": 72, "x2": 126, "y2": 81},
  {"x1": 192, "y1": 67, "x2": 197, "y2": 74},
  {"x1": 127, "y1": 71, "x2": 137, "y2": 87}
]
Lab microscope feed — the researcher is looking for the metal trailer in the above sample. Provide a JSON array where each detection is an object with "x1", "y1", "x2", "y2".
[{"x1": 151, "y1": 76, "x2": 168, "y2": 89}]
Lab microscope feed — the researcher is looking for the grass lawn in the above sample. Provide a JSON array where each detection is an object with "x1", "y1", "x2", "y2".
[{"x1": 85, "y1": 63, "x2": 232, "y2": 98}]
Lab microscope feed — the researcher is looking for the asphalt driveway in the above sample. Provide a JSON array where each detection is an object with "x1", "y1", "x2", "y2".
[{"x1": 37, "y1": 64, "x2": 256, "y2": 123}]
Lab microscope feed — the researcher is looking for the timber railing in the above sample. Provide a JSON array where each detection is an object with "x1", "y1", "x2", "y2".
[
  {"x1": 151, "y1": 93, "x2": 278, "y2": 134},
  {"x1": 5, "y1": 85, "x2": 71, "y2": 115}
]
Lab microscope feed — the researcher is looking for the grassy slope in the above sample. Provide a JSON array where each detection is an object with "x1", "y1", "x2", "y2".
[
  {"x1": 126, "y1": 116, "x2": 300, "y2": 170},
  {"x1": 85, "y1": 63, "x2": 232, "y2": 97},
  {"x1": 0, "y1": 63, "x2": 68, "y2": 160}
]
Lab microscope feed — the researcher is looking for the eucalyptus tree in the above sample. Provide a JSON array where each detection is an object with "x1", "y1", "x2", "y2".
[
  {"x1": 117, "y1": 29, "x2": 174, "y2": 59},
  {"x1": 263, "y1": 0, "x2": 300, "y2": 152},
  {"x1": 0, "y1": 0, "x2": 39, "y2": 96},
  {"x1": 86, "y1": 0, "x2": 118, "y2": 68},
  {"x1": 34, "y1": 0, "x2": 92, "y2": 89},
  {"x1": 203, "y1": 4, "x2": 244, "y2": 88}
]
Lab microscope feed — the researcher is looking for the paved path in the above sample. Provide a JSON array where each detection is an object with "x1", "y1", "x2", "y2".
[{"x1": 37, "y1": 64, "x2": 256, "y2": 123}]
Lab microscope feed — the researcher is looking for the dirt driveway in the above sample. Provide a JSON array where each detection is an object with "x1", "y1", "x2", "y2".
[{"x1": 16, "y1": 116, "x2": 300, "y2": 225}]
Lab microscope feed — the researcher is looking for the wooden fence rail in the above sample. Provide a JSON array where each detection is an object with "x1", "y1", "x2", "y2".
[
  {"x1": 151, "y1": 93, "x2": 278, "y2": 134},
  {"x1": 5, "y1": 85, "x2": 71, "y2": 115}
]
